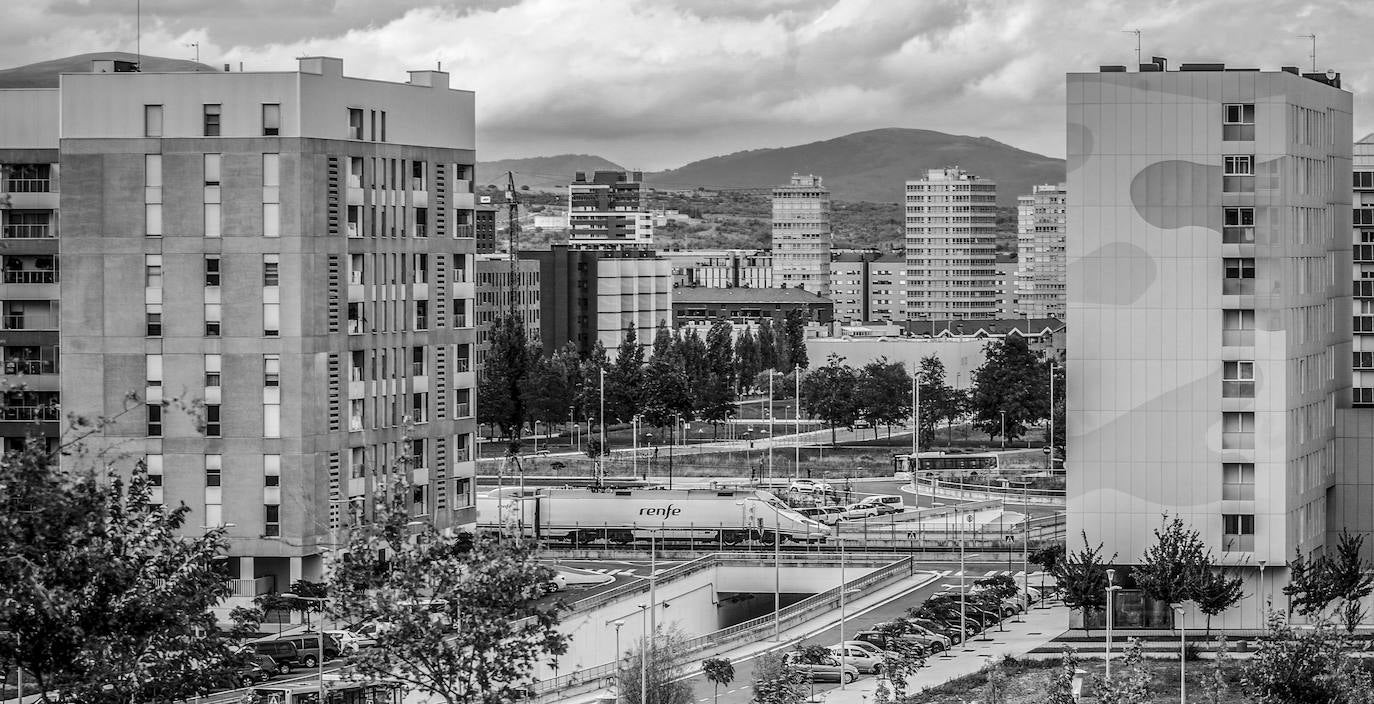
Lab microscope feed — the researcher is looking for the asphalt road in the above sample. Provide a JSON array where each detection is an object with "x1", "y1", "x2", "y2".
[{"x1": 675, "y1": 561, "x2": 1033, "y2": 704}]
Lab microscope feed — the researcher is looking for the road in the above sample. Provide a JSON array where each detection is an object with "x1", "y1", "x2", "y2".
[{"x1": 673, "y1": 561, "x2": 1036, "y2": 704}]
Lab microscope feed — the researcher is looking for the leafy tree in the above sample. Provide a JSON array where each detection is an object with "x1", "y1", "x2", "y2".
[
  {"x1": 975, "y1": 574, "x2": 1020, "y2": 601},
  {"x1": 0, "y1": 448, "x2": 253, "y2": 704},
  {"x1": 1200, "y1": 637, "x2": 1230, "y2": 704},
  {"x1": 700, "y1": 321, "x2": 738, "y2": 432},
  {"x1": 800, "y1": 354, "x2": 860, "y2": 445},
  {"x1": 781, "y1": 309, "x2": 809, "y2": 371},
  {"x1": 651, "y1": 319, "x2": 674, "y2": 358},
  {"x1": 1132, "y1": 515, "x2": 1209, "y2": 607},
  {"x1": 1242, "y1": 615, "x2": 1350, "y2": 704},
  {"x1": 735, "y1": 327, "x2": 761, "y2": 393},
  {"x1": 284, "y1": 579, "x2": 328, "y2": 625},
  {"x1": 856, "y1": 357, "x2": 912, "y2": 438},
  {"x1": 915, "y1": 355, "x2": 957, "y2": 447},
  {"x1": 703, "y1": 657, "x2": 735, "y2": 704},
  {"x1": 982, "y1": 658, "x2": 1009, "y2": 704},
  {"x1": 751, "y1": 651, "x2": 805, "y2": 704},
  {"x1": 968, "y1": 335, "x2": 1050, "y2": 441},
  {"x1": 873, "y1": 626, "x2": 925, "y2": 699},
  {"x1": 1092, "y1": 638, "x2": 1151, "y2": 704},
  {"x1": 577, "y1": 340, "x2": 609, "y2": 427},
  {"x1": 1041, "y1": 647, "x2": 1080, "y2": 704},
  {"x1": 642, "y1": 339, "x2": 692, "y2": 431},
  {"x1": 1030, "y1": 543, "x2": 1066, "y2": 601},
  {"x1": 524, "y1": 342, "x2": 580, "y2": 428},
  {"x1": 331, "y1": 482, "x2": 567, "y2": 704},
  {"x1": 1329, "y1": 530, "x2": 1374, "y2": 627},
  {"x1": 618, "y1": 629, "x2": 695, "y2": 704},
  {"x1": 1055, "y1": 531, "x2": 1117, "y2": 633},
  {"x1": 606, "y1": 325, "x2": 645, "y2": 423},
  {"x1": 677, "y1": 328, "x2": 710, "y2": 413},
  {"x1": 1050, "y1": 363, "x2": 1066, "y2": 451},
  {"x1": 757, "y1": 318, "x2": 778, "y2": 371},
  {"x1": 1194, "y1": 566, "x2": 1245, "y2": 636},
  {"x1": 1285, "y1": 530, "x2": 1374, "y2": 622},
  {"x1": 477, "y1": 314, "x2": 531, "y2": 446}
]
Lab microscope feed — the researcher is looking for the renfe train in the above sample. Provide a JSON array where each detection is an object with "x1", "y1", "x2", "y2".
[{"x1": 477, "y1": 487, "x2": 831, "y2": 545}]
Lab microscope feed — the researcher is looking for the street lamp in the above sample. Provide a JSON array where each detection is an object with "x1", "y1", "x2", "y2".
[
  {"x1": 613, "y1": 619, "x2": 626, "y2": 703},
  {"x1": 1105, "y1": 569, "x2": 1123, "y2": 680},
  {"x1": 1171, "y1": 603, "x2": 1186, "y2": 704},
  {"x1": 282, "y1": 592, "x2": 329, "y2": 703},
  {"x1": 1258, "y1": 560, "x2": 1267, "y2": 626},
  {"x1": 999, "y1": 410, "x2": 1006, "y2": 451}
]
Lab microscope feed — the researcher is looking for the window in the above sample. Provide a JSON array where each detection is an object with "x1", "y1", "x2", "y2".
[
  {"x1": 1356, "y1": 209, "x2": 1374, "y2": 227},
  {"x1": 412, "y1": 392, "x2": 428, "y2": 423},
  {"x1": 1356, "y1": 171, "x2": 1374, "y2": 190},
  {"x1": 146, "y1": 204, "x2": 162, "y2": 237},
  {"x1": 1223, "y1": 104, "x2": 1255, "y2": 140},
  {"x1": 1223, "y1": 463, "x2": 1255, "y2": 500},
  {"x1": 1223, "y1": 309, "x2": 1255, "y2": 346},
  {"x1": 147, "y1": 404, "x2": 162, "y2": 436},
  {"x1": 1223, "y1": 258, "x2": 1255, "y2": 295},
  {"x1": 1223, "y1": 207, "x2": 1255, "y2": 244},
  {"x1": 263, "y1": 255, "x2": 280, "y2": 286},
  {"x1": 263, "y1": 303, "x2": 280, "y2": 337},
  {"x1": 264, "y1": 354, "x2": 280, "y2": 439},
  {"x1": 205, "y1": 454, "x2": 222, "y2": 487},
  {"x1": 411, "y1": 346, "x2": 425, "y2": 377},
  {"x1": 205, "y1": 404, "x2": 221, "y2": 437},
  {"x1": 145, "y1": 154, "x2": 162, "y2": 188},
  {"x1": 1356, "y1": 351, "x2": 1374, "y2": 369},
  {"x1": 1223, "y1": 361, "x2": 1255, "y2": 398},
  {"x1": 205, "y1": 256, "x2": 221, "y2": 286},
  {"x1": 380, "y1": 110, "x2": 387, "y2": 142},
  {"x1": 264, "y1": 505, "x2": 280, "y2": 537},
  {"x1": 146, "y1": 303, "x2": 162, "y2": 337},
  {"x1": 145, "y1": 255, "x2": 163, "y2": 288},
  {"x1": 144, "y1": 105, "x2": 163, "y2": 137},
  {"x1": 204, "y1": 153, "x2": 221, "y2": 186},
  {"x1": 456, "y1": 344, "x2": 471, "y2": 373},
  {"x1": 203, "y1": 204, "x2": 221, "y2": 238},
  {"x1": 205, "y1": 354, "x2": 222, "y2": 388},
  {"x1": 1223, "y1": 155, "x2": 1254, "y2": 193},
  {"x1": 264, "y1": 455, "x2": 281, "y2": 487},
  {"x1": 205, "y1": 303, "x2": 221, "y2": 337},
  {"x1": 348, "y1": 108, "x2": 364, "y2": 140},
  {"x1": 262, "y1": 204, "x2": 280, "y2": 237},
  {"x1": 1222, "y1": 513, "x2": 1255, "y2": 552},
  {"x1": 415, "y1": 300, "x2": 429, "y2": 330},
  {"x1": 262, "y1": 103, "x2": 280, "y2": 136},
  {"x1": 1222, "y1": 411, "x2": 1255, "y2": 449},
  {"x1": 454, "y1": 388, "x2": 471, "y2": 418},
  {"x1": 264, "y1": 354, "x2": 280, "y2": 387},
  {"x1": 203, "y1": 104, "x2": 221, "y2": 137}
]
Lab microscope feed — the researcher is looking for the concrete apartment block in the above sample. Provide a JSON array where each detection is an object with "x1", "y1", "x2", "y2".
[
  {"x1": 1067, "y1": 61, "x2": 1352, "y2": 628},
  {"x1": 771, "y1": 174, "x2": 832, "y2": 296},
  {"x1": 1015, "y1": 184, "x2": 1068, "y2": 318},
  {"x1": 42, "y1": 56, "x2": 478, "y2": 589},
  {"x1": 904, "y1": 167, "x2": 999, "y2": 320}
]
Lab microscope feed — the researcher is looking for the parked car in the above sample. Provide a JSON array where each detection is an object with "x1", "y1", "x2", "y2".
[
  {"x1": 789, "y1": 479, "x2": 834, "y2": 495},
  {"x1": 851, "y1": 629, "x2": 928, "y2": 656},
  {"x1": 267, "y1": 633, "x2": 341, "y2": 669},
  {"x1": 243, "y1": 640, "x2": 298, "y2": 674},
  {"x1": 783, "y1": 652, "x2": 860, "y2": 683},
  {"x1": 830, "y1": 641, "x2": 897, "y2": 674},
  {"x1": 796, "y1": 506, "x2": 846, "y2": 525},
  {"x1": 908, "y1": 617, "x2": 964, "y2": 644},
  {"x1": 870, "y1": 620, "x2": 948, "y2": 652},
  {"x1": 326, "y1": 629, "x2": 372, "y2": 652},
  {"x1": 837, "y1": 504, "x2": 881, "y2": 520},
  {"x1": 854, "y1": 494, "x2": 905, "y2": 512}
]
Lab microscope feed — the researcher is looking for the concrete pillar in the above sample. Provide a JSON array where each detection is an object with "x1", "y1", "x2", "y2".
[
  {"x1": 239, "y1": 555, "x2": 255, "y2": 580},
  {"x1": 289, "y1": 556, "x2": 303, "y2": 585}
]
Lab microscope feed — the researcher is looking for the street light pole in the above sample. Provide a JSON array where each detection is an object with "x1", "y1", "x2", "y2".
[
  {"x1": 1258, "y1": 560, "x2": 1267, "y2": 626},
  {"x1": 773, "y1": 502, "x2": 781, "y2": 641},
  {"x1": 1000, "y1": 410, "x2": 1006, "y2": 451},
  {"x1": 283, "y1": 593, "x2": 328, "y2": 704},
  {"x1": 600, "y1": 367, "x2": 606, "y2": 488},
  {"x1": 1106, "y1": 569, "x2": 1121, "y2": 680},
  {"x1": 613, "y1": 619, "x2": 626, "y2": 704},
  {"x1": 1172, "y1": 603, "x2": 1186, "y2": 704},
  {"x1": 639, "y1": 604, "x2": 648, "y2": 704},
  {"x1": 768, "y1": 372, "x2": 774, "y2": 484},
  {"x1": 795, "y1": 368, "x2": 801, "y2": 480},
  {"x1": 839, "y1": 537, "x2": 848, "y2": 690},
  {"x1": 960, "y1": 508, "x2": 970, "y2": 651},
  {"x1": 911, "y1": 367, "x2": 919, "y2": 492}
]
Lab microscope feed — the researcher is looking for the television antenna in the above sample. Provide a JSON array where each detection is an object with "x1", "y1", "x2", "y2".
[
  {"x1": 1121, "y1": 28, "x2": 1141, "y2": 67},
  {"x1": 1297, "y1": 34, "x2": 1316, "y2": 72}
]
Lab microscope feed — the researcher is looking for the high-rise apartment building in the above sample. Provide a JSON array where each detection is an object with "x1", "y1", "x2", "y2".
[
  {"x1": 904, "y1": 168, "x2": 999, "y2": 320},
  {"x1": 1015, "y1": 184, "x2": 1068, "y2": 318},
  {"x1": 474, "y1": 254, "x2": 541, "y2": 366},
  {"x1": 22, "y1": 55, "x2": 479, "y2": 590},
  {"x1": 529, "y1": 245, "x2": 671, "y2": 359},
  {"x1": 771, "y1": 174, "x2": 831, "y2": 296},
  {"x1": 567, "y1": 170, "x2": 653, "y2": 248},
  {"x1": 829, "y1": 252, "x2": 905, "y2": 324},
  {"x1": 1067, "y1": 61, "x2": 1351, "y2": 628},
  {"x1": 663, "y1": 249, "x2": 772, "y2": 289},
  {"x1": 475, "y1": 203, "x2": 499, "y2": 254}
]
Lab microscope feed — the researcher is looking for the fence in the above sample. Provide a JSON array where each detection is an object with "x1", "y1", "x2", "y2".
[
  {"x1": 226, "y1": 575, "x2": 276, "y2": 597},
  {"x1": 532, "y1": 554, "x2": 918, "y2": 699},
  {"x1": 913, "y1": 476, "x2": 1066, "y2": 506}
]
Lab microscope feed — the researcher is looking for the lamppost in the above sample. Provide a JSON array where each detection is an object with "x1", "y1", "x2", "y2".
[
  {"x1": 1105, "y1": 568, "x2": 1122, "y2": 679},
  {"x1": 1258, "y1": 560, "x2": 1267, "y2": 626},
  {"x1": 282, "y1": 592, "x2": 329, "y2": 704},
  {"x1": 643, "y1": 432, "x2": 652, "y2": 481},
  {"x1": 768, "y1": 372, "x2": 775, "y2": 483},
  {"x1": 613, "y1": 619, "x2": 626, "y2": 703},
  {"x1": 773, "y1": 503, "x2": 781, "y2": 641},
  {"x1": 1171, "y1": 603, "x2": 1186, "y2": 704},
  {"x1": 959, "y1": 509, "x2": 972, "y2": 651},
  {"x1": 839, "y1": 536, "x2": 848, "y2": 690},
  {"x1": 599, "y1": 367, "x2": 606, "y2": 488},
  {"x1": 999, "y1": 410, "x2": 1006, "y2": 451},
  {"x1": 638, "y1": 603, "x2": 648, "y2": 704},
  {"x1": 794, "y1": 369, "x2": 801, "y2": 480},
  {"x1": 632, "y1": 415, "x2": 639, "y2": 479}
]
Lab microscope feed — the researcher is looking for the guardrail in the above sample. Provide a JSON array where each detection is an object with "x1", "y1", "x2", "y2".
[
  {"x1": 565, "y1": 554, "x2": 718, "y2": 613},
  {"x1": 911, "y1": 476, "x2": 1065, "y2": 506},
  {"x1": 533, "y1": 555, "x2": 918, "y2": 700}
]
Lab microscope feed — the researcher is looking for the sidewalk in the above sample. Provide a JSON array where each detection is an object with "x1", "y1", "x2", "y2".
[
  {"x1": 550, "y1": 568, "x2": 942, "y2": 704},
  {"x1": 816, "y1": 605, "x2": 1070, "y2": 704}
]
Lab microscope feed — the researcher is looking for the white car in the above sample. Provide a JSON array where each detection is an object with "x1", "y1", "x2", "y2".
[
  {"x1": 326, "y1": 629, "x2": 372, "y2": 652},
  {"x1": 830, "y1": 642, "x2": 895, "y2": 674},
  {"x1": 789, "y1": 479, "x2": 834, "y2": 495},
  {"x1": 837, "y1": 504, "x2": 880, "y2": 520}
]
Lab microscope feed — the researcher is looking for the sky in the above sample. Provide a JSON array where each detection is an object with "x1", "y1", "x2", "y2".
[{"x1": 3, "y1": 0, "x2": 1372, "y2": 169}]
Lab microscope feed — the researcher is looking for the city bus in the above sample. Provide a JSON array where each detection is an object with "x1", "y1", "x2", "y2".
[
  {"x1": 246, "y1": 679, "x2": 405, "y2": 704},
  {"x1": 892, "y1": 452, "x2": 1001, "y2": 478}
]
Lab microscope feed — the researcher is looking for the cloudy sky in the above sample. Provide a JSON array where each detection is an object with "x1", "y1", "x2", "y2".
[{"x1": 4, "y1": 0, "x2": 1371, "y2": 168}]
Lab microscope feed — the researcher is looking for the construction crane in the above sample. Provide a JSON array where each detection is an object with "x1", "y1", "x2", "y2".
[{"x1": 504, "y1": 170, "x2": 521, "y2": 316}]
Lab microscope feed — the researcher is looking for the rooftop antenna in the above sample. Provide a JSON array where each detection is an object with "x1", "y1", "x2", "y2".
[
  {"x1": 1297, "y1": 33, "x2": 1317, "y2": 72},
  {"x1": 1121, "y1": 28, "x2": 1141, "y2": 67},
  {"x1": 136, "y1": 0, "x2": 142, "y2": 70},
  {"x1": 187, "y1": 42, "x2": 199, "y2": 62}
]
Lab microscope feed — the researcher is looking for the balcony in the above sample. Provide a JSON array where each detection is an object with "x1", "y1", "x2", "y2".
[
  {"x1": 1, "y1": 405, "x2": 59, "y2": 422},
  {"x1": 3, "y1": 270, "x2": 56, "y2": 284},
  {"x1": 1222, "y1": 124, "x2": 1255, "y2": 141},
  {"x1": 4, "y1": 178, "x2": 52, "y2": 193},
  {"x1": 2, "y1": 224, "x2": 52, "y2": 239},
  {"x1": 1222, "y1": 330, "x2": 1255, "y2": 347},
  {"x1": 1221, "y1": 432, "x2": 1255, "y2": 450},
  {"x1": 454, "y1": 402, "x2": 471, "y2": 418},
  {"x1": 453, "y1": 224, "x2": 474, "y2": 239},
  {"x1": 1223, "y1": 227, "x2": 1255, "y2": 244},
  {"x1": 1222, "y1": 534, "x2": 1255, "y2": 552},
  {"x1": 1222, "y1": 381, "x2": 1255, "y2": 398},
  {"x1": 1222, "y1": 279, "x2": 1254, "y2": 295},
  {"x1": 1222, "y1": 484, "x2": 1256, "y2": 501},
  {"x1": 5, "y1": 358, "x2": 56, "y2": 375}
]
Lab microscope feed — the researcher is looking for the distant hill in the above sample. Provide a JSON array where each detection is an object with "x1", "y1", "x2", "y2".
[
  {"x1": 477, "y1": 155, "x2": 625, "y2": 191},
  {"x1": 0, "y1": 52, "x2": 218, "y2": 88},
  {"x1": 646, "y1": 128, "x2": 1064, "y2": 206}
]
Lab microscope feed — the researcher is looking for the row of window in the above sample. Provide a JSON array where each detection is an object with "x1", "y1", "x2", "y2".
[
  {"x1": 143, "y1": 103, "x2": 391, "y2": 142},
  {"x1": 146, "y1": 353, "x2": 278, "y2": 437}
]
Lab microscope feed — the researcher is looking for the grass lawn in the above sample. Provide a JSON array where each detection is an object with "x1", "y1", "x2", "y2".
[{"x1": 903, "y1": 655, "x2": 1249, "y2": 704}]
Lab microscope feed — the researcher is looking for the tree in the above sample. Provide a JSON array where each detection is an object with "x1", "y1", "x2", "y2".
[
  {"x1": 618, "y1": 629, "x2": 694, "y2": 704},
  {"x1": 1056, "y1": 531, "x2": 1117, "y2": 633},
  {"x1": 856, "y1": 357, "x2": 912, "y2": 438},
  {"x1": 651, "y1": 319, "x2": 674, "y2": 359},
  {"x1": 1132, "y1": 515, "x2": 1210, "y2": 607},
  {"x1": 1285, "y1": 529, "x2": 1374, "y2": 622},
  {"x1": 968, "y1": 335, "x2": 1050, "y2": 441},
  {"x1": 1194, "y1": 567, "x2": 1245, "y2": 636},
  {"x1": 873, "y1": 626, "x2": 925, "y2": 699},
  {"x1": 757, "y1": 318, "x2": 778, "y2": 371},
  {"x1": 800, "y1": 354, "x2": 860, "y2": 445},
  {"x1": 1328, "y1": 529, "x2": 1374, "y2": 631},
  {"x1": 0, "y1": 448, "x2": 253, "y2": 704},
  {"x1": 781, "y1": 309, "x2": 809, "y2": 371},
  {"x1": 751, "y1": 651, "x2": 805, "y2": 704},
  {"x1": 331, "y1": 483, "x2": 567, "y2": 704},
  {"x1": 735, "y1": 327, "x2": 761, "y2": 393},
  {"x1": 577, "y1": 341, "x2": 609, "y2": 428},
  {"x1": 915, "y1": 355, "x2": 956, "y2": 447},
  {"x1": 606, "y1": 325, "x2": 645, "y2": 423},
  {"x1": 524, "y1": 343, "x2": 580, "y2": 429},
  {"x1": 1041, "y1": 647, "x2": 1080, "y2": 704},
  {"x1": 702, "y1": 657, "x2": 735, "y2": 704},
  {"x1": 700, "y1": 321, "x2": 738, "y2": 432},
  {"x1": 1030, "y1": 543, "x2": 1066, "y2": 601},
  {"x1": 284, "y1": 579, "x2": 328, "y2": 625},
  {"x1": 982, "y1": 658, "x2": 1009, "y2": 704},
  {"x1": 975, "y1": 574, "x2": 1020, "y2": 602},
  {"x1": 1200, "y1": 637, "x2": 1230, "y2": 704},
  {"x1": 477, "y1": 314, "x2": 531, "y2": 446},
  {"x1": 1092, "y1": 638, "x2": 1151, "y2": 704},
  {"x1": 642, "y1": 339, "x2": 692, "y2": 432},
  {"x1": 677, "y1": 328, "x2": 710, "y2": 416}
]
